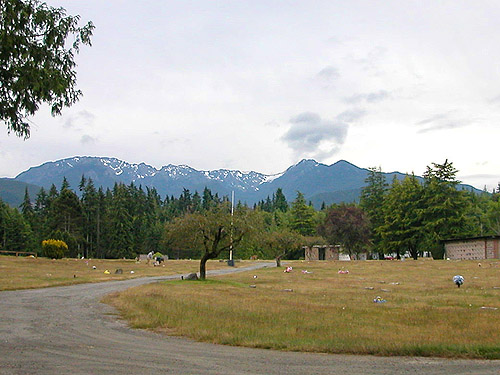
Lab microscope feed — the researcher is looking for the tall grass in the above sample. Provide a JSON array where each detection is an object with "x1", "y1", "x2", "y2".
[{"x1": 105, "y1": 259, "x2": 500, "y2": 358}]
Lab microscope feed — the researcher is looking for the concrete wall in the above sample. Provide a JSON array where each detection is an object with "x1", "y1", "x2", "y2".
[
  {"x1": 445, "y1": 237, "x2": 500, "y2": 260},
  {"x1": 304, "y1": 245, "x2": 340, "y2": 261}
]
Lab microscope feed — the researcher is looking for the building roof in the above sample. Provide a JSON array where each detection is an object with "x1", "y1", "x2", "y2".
[{"x1": 442, "y1": 235, "x2": 500, "y2": 243}]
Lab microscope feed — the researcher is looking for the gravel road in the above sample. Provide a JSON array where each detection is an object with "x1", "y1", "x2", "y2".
[{"x1": 1, "y1": 263, "x2": 498, "y2": 375}]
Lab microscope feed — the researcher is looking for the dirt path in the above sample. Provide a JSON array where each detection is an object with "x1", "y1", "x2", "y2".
[{"x1": 1, "y1": 263, "x2": 498, "y2": 375}]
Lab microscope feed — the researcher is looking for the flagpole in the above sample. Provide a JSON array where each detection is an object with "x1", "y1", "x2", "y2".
[{"x1": 229, "y1": 190, "x2": 234, "y2": 262}]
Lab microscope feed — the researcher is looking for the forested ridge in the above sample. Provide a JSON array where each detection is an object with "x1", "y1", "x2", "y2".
[{"x1": 1, "y1": 161, "x2": 498, "y2": 261}]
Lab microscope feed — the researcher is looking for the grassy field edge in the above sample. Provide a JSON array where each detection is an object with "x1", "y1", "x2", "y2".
[{"x1": 103, "y1": 260, "x2": 500, "y2": 359}]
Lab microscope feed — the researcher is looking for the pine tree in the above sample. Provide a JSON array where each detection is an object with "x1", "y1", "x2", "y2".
[
  {"x1": 421, "y1": 160, "x2": 470, "y2": 258},
  {"x1": 0, "y1": 200, "x2": 33, "y2": 252},
  {"x1": 20, "y1": 187, "x2": 35, "y2": 226},
  {"x1": 202, "y1": 187, "x2": 214, "y2": 211},
  {"x1": 273, "y1": 188, "x2": 288, "y2": 212},
  {"x1": 290, "y1": 191, "x2": 316, "y2": 236},
  {"x1": 192, "y1": 191, "x2": 202, "y2": 212},
  {"x1": 379, "y1": 174, "x2": 424, "y2": 260},
  {"x1": 106, "y1": 184, "x2": 134, "y2": 258},
  {"x1": 50, "y1": 185, "x2": 83, "y2": 256},
  {"x1": 61, "y1": 177, "x2": 70, "y2": 191},
  {"x1": 359, "y1": 167, "x2": 388, "y2": 259},
  {"x1": 81, "y1": 178, "x2": 98, "y2": 257}
]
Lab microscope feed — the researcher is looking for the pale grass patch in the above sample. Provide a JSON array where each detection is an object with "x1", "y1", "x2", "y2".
[
  {"x1": 0, "y1": 256, "x2": 241, "y2": 290},
  {"x1": 105, "y1": 259, "x2": 500, "y2": 358}
]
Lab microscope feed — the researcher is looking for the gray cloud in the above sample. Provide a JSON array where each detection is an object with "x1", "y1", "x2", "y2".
[
  {"x1": 264, "y1": 120, "x2": 281, "y2": 128},
  {"x1": 417, "y1": 120, "x2": 469, "y2": 134},
  {"x1": 282, "y1": 110, "x2": 365, "y2": 159},
  {"x1": 81, "y1": 135, "x2": 97, "y2": 144},
  {"x1": 64, "y1": 110, "x2": 96, "y2": 130},
  {"x1": 415, "y1": 112, "x2": 476, "y2": 133},
  {"x1": 337, "y1": 108, "x2": 367, "y2": 123},
  {"x1": 347, "y1": 46, "x2": 387, "y2": 76},
  {"x1": 314, "y1": 65, "x2": 340, "y2": 88},
  {"x1": 317, "y1": 66, "x2": 340, "y2": 81},
  {"x1": 344, "y1": 90, "x2": 390, "y2": 104},
  {"x1": 416, "y1": 112, "x2": 450, "y2": 126},
  {"x1": 488, "y1": 94, "x2": 500, "y2": 104}
]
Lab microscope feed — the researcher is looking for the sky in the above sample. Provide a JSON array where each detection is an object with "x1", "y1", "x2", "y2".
[{"x1": 1, "y1": 0, "x2": 500, "y2": 191}]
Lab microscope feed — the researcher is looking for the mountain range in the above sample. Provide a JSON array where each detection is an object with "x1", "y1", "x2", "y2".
[{"x1": 1, "y1": 156, "x2": 481, "y2": 208}]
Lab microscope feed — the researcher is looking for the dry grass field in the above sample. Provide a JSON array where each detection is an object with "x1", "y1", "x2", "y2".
[
  {"x1": 0, "y1": 256, "x2": 234, "y2": 291},
  {"x1": 105, "y1": 259, "x2": 500, "y2": 359}
]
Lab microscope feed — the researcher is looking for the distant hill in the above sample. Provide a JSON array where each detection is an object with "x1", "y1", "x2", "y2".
[
  {"x1": 10, "y1": 156, "x2": 483, "y2": 208},
  {"x1": 0, "y1": 178, "x2": 42, "y2": 207}
]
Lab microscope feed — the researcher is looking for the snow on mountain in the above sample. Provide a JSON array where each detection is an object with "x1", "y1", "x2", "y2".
[{"x1": 15, "y1": 156, "x2": 280, "y2": 199}]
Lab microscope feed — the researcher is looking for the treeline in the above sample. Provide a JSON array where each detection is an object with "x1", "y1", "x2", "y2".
[
  {"x1": 359, "y1": 160, "x2": 500, "y2": 259},
  {"x1": 0, "y1": 175, "x2": 315, "y2": 259},
  {"x1": 0, "y1": 160, "x2": 498, "y2": 260}
]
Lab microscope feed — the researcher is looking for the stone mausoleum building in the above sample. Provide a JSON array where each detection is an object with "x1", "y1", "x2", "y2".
[
  {"x1": 443, "y1": 236, "x2": 500, "y2": 260},
  {"x1": 304, "y1": 245, "x2": 340, "y2": 261}
]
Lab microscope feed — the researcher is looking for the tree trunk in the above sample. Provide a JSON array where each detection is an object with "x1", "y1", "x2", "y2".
[
  {"x1": 275, "y1": 257, "x2": 281, "y2": 267},
  {"x1": 409, "y1": 245, "x2": 418, "y2": 260},
  {"x1": 200, "y1": 253, "x2": 210, "y2": 280}
]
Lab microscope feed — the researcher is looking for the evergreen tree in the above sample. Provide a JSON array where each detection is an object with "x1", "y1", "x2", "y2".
[
  {"x1": 61, "y1": 177, "x2": 70, "y2": 191},
  {"x1": 192, "y1": 191, "x2": 202, "y2": 212},
  {"x1": 50, "y1": 185, "x2": 83, "y2": 256},
  {"x1": 81, "y1": 178, "x2": 98, "y2": 257},
  {"x1": 290, "y1": 191, "x2": 316, "y2": 236},
  {"x1": 79, "y1": 175, "x2": 86, "y2": 192},
  {"x1": 273, "y1": 188, "x2": 288, "y2": 212},
  {"x1": 378, "y1": 174, "x2": 424, "y2": 260},
  {"x1": 0, "y1": 199, "x2": 33, "y2": 252},
  {"x1": 106, "y1": 184, "x2": 134, "y2": 258},
  {"x1": 202, "y1": 187, "x2": 214, "y2": 211},
  {"x1": 263, "y1": 196, "x2": 273, "y2": 212},
  {"x1": 359, "y1": 167, "x2": 388, "y2": 259},
  {"x1": 20, "y1": 187, "x2": 35, "y2": 227},
  {"x1": 178, "y1": 188, "x2": 192, "y2": 213},
  {"x1": 421, "y1": 160, "x2": 470, "y2": 258}
]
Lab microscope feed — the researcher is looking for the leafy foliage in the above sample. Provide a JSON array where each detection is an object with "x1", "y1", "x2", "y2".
[
  {"x1": 41, "y1": 238, "x2": 67, "y2": 259},
  {"x1": 164, "y1": 204, "x2": 252, "y2": 279},
  {"x1": 258, "y1": 228, "x2": 304, "y2": 267},
  {"x1": 0, "y1": 0, "x2": 94, "y2": 137},
  {"x1": 318, "y1": 203, "x2": 371, "y2": 258}
]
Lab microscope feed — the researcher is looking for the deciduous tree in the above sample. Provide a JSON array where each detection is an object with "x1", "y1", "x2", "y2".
[
  {"x1": 164, "y1": 204, "x2": 250, "y2": 279},
  {"x1": 0, "y1": 0, "x2": 94, "y2": 137},
  {"x1": 319, "y1": 203, "x2": 371, "y2": 259}
]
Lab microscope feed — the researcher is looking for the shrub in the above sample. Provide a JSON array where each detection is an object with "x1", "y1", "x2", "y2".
[{"x1": 41, "y1": 239, "x2": 68, "y2": 259}]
